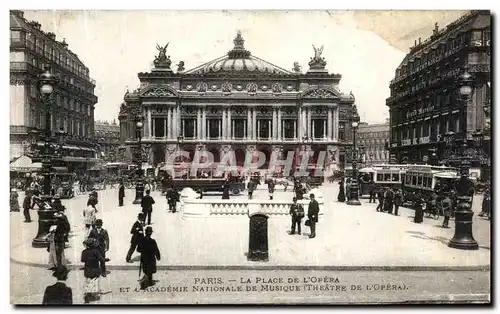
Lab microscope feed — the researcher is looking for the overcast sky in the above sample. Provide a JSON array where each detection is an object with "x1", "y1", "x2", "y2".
[{"x1": 22, "y1": 10, "x2": 466, "y2": 124}]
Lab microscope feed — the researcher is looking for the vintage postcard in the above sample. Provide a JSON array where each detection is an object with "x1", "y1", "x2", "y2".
[{"x1": 9, "y1": 9, "x2": 491, "y2": 304}]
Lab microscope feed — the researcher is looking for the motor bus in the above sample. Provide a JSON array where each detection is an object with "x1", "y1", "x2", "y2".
[{"x1": 358, "y1": 164, "x2": 408, "y2": 196}]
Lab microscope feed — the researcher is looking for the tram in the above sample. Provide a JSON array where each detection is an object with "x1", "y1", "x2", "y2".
[
  {"x1": 402, "y1": 164, "x2": 459, "y2": 204},
  {"x1": 358, "y1": 164, "x2": 408, "y2": 196}
]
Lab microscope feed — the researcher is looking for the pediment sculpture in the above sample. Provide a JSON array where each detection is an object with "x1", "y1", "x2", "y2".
[
  {"x1": 142, "y1": 86, "x2": 176, "y2": 98},
  {"x1": 246, "y1": 82, "x2": 258, "y2": 94},
  {"x1": 303, "y1": 88, "x2": 338, "y2": 99},
  {"x1": 221, "y1": 82, "x2": 233, "y2": 93}
]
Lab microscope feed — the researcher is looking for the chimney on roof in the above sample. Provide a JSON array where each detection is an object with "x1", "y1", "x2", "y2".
[
  {"x1": 61, "y1": 38, "x2": 68, "y2": 49},
  {"x1": 414, "y1": 40, "x2": 417, "y2": 47},
  {"x1": 11, "y1": 10, "x2": 24, "y2": 18},
  {"x1": 418, "y1": 37, "x2": 421, "y2": 45}
]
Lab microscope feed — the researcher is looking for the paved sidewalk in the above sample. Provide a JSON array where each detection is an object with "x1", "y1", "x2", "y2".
[{"x1": 10, "y1": 184, "x2": 490, "y2": 270}]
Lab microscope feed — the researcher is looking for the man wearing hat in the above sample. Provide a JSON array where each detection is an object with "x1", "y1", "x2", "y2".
[
  {"x1": 89, "y1": 219, "x2": 110, "y2": 268},
  {"x1": 118, "y1": 180, "x2": 125, "y2": 207},
  {"x1": 307, "y1": 193, "x2": 319, "y2": 239},
  {"x1": 42, "y1": 267, "x2": 73, "y2": 305},
  {"x1": 53, "y1": 212, "x2": 69, "y2": 266},
  {"x1": 81, "y1": 237, "x2": 105, "y2": 303},
  {"x1": 126, "y1": 213, "x2": 146, "y2": 263},
  {"x1": 138, "y1": 226, "x2": 161, "y2": 289}
]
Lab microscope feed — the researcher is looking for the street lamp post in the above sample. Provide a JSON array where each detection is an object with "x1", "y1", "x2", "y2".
[
  {"x1": 132, "y1": 115, "x2": 145, "y2": 204},
  {"x1": 447, "y1": 71, "x2": 478, "y2": 250},
  {"x1": 32, "y1": 67, "x2": 59, "y2": 248},
  {"x1": 347, "y1": 112, "x2": 361, "y2": 206},
  {"x1": 301, "y1": 136, "x2": 312, "y2": 179}
]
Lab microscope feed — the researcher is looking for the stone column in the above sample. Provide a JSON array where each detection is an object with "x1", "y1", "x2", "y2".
[
  {"x1": 147, "y1": 108, "x2": 152, "y2": 138},
  {"x1": 247, "y1": 108, "x2": 252, "y2": 139},
  {"x1": 197, "y1": 108, "x2": 202, "y2": 139},
  {"x1": 202, "y1": 107, "x2": 207, "y2": 140},
  {"x1": 333, "y1": 108, "x2": 338, "y2": 141},
  {"x1": 323, "y1": 120, "x2": 327, "y2": 139},
  {"x1": 252, "y1": 108, "x2": 257, "y2": 140},
  {"x1": 307, "y1": 108, "x2": 312, "y2": 138},
  {"x1": 227, "y1": 108, "x2": 232, "y2": 139},
  {"x1": 327, "y1": 108, "x2": 332, "y2": 140},
  {"x1": 222, "y1": 109, "x2": 227, "y2": 139},
  {"x1": 297, "y1": 107, "x2": 303, "y2": 140},
  {"x1": 163, "y1": 117, "x2": 167, "y2": 139},
  {"x1": 166, "y1": 107, "x2": 172, "y2": 139},
  {"x1": 176, "y1": 106, "x2": 180, "y2": 137},
  {"x1": 151, "y1": 116, "x2": 156, "y2": 138},
  {"x1": 277, "y1": 107, "x2": 282, "y2": 140},
  {"x1": 172, "y1": 106, "x2": 177, "y2": 139},
  {"x1": 272, "y1": 107, "x2": 278, "y2": 140}
]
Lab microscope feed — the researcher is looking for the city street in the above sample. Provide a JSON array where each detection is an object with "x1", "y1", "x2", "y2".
[{"x1": 11, "y1": 183, "x2": 491, "y2": 269}]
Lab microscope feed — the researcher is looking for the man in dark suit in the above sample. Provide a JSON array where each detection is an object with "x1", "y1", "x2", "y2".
[
  {"x1": 141, "y1": 190, "x2": 155, "y2": 225},
  {"x1": 89, "y1": 219, "x2": 110, "y2": 269},
  {"x1": 307, "y1": 193, "x2": 319, "y2": 239},
  {"x1": 126, "y1": 213, "x2": 146, "y2": 263},
  {"x1": 138, "y1": 226, "x2": 161, "y2": 289},
  {"x1": 118, "y1": 181, "x2": 125, "y2": 207},
  {"x1": 42, "y1": 267, "x2": 72, "y2": 305},
  {"x1": 22, "y1": 190, "x2": 32, "y2": 222}
]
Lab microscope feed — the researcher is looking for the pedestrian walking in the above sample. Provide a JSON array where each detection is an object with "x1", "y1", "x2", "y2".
[
  {"x1": 222, "y1": 180, "x2": 230, "y2": 200},
  {"x1": 22, "y1": 190, "x2": 32, "y2": 222},
  {"x1": 141, "y1": 190, "x2": 155, "y2": 225},
  {"x1": 53, "y1": 212, "x2": 68, "y2": 268},
  {"x1": 413, "y1": 194, "x2": 424, "y2": 224},
  {"x1": 118, "y1": 181, "x2": 125, "y2": 207},
  {"x1": 83, "y1": 198, "x2": 98, "y2": 236},
  {"x1": 167, "y1": 188, "x2": 179, "y2": 213},
  {"x1": 88, "y1": 219, "x2": 110, "y2": 267},
  {"x1": 268, "y1": 179, "x2": 275, "y2": 200},
  {"x1": 10, "y1": 188, "x2": 20, "y2": 212},
  {"x1": 47, "y1": 225, "x2": 59, "y2": 270},
  {"x1": 375, "y1": 188, "x2": 384, "y2": 212},
  {"x1": 441, "y1": 194, "x2": 452, "y2": 228},
  {"x1": 42, "y1": 267, "x2": 73, "y2": 305},
  {"x1": 394, "y1": 189, "x2": 403, "y2": 216},
  {"x1": 337, "y1": 178, "x2": 345, "y2": 202},
  {"x1": 480, "y1": 188, "x2": 491, "y2": 219},
  {"x1": 126, "y1": 213, "x2": 146, "y2": 263},
  {"x1": 306, "y1": 194, "x2": 319, "y2": 239},
  {"x1": 384, "y1": 188, "x2": 395, "y2": 214},
  {"x1": 247, "y1": 179, "x2": 256, "y2": 200},
  {"x1": 138, "y1": 226, "x2": 161, "y2": 290},
  {"x1": 289, "y1": 197, "x2": 304, "y2": 235},
  {"x1": 81, "y1": 238, "x2": 105, "y2": 304},
  {"x1": 368, "y1": 182, "x2": 376, "y2": 203}
]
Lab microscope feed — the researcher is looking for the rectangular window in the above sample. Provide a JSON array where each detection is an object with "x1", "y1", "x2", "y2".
[
  {"x1": 208, "y1": 119, "x2": 221, "y2": 139},
  {"x1": 258, "y1": 119, "x2": 271, "y2": 139},
  {"x1": 182, "y1": 118, "x2": 196, "y2": 138},
  {"x1": 412, "y1": 176, "x2": 417, "y2": 186},
  {"x1": 417, "y1": 176, "x2": 423, "y2": 186},
  {"x1": 312, "y1": 119, "x2": 325, "y2": 139},
  {"x1": 233, "y1": 119, "x2": 245, "y2": 139},
  {"x1": 283, "y1": 120, "x2": 296, "y2": 139},
  {"x1": 153, "y1": 118, "x2": 165, "y2": 137},
  {"x1": 392, "y1": 173, "x2": 399, "y2": 182},
  {"x1": 339, "y1": 123, "x2": 345, "y2": 141},
  {"x1": 377, "y1": 173, "x2": 383, "y2": 182}
]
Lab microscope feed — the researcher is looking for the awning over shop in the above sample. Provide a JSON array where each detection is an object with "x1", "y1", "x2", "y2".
[{"x1": 10, "y1": 155, "x2": 42, "y2": 172}]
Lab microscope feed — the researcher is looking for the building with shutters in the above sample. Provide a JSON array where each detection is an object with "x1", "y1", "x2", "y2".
[
  {"x1": 357, "y1": 121, "x2": 390, "y2": 166},
  {"x1": 10, "y1": 10, "x2": 98, "y2": 171},
  {"x1": 386, "y1": 10, "x2": 491, "y2": 166}
]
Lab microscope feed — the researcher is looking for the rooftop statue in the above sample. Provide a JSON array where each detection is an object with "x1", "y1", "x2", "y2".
[
  {"x1": 308, "y1": 44, "x2": 327, "y2": 70},
  {"x1": 154, "y1": 42, "x2": 172, "y2": 68}
]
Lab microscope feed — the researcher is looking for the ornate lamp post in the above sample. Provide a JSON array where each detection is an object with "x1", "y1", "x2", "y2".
[
  {"x1": 32, "y1": 67, "x2": 59, "y2": 248},
  {"x1": 447, "y1": 72, "x2": 478, "y2": 250},
  {"x1": 347, "y1": 112, "x2": 361, "y2": 206},
  {"x1": 132, "y1": 115, "x2": 145, "y2": 204}
]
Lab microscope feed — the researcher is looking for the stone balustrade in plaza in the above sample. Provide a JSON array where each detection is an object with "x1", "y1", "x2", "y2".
[{"x1": 182, "y1": 198, "x2": 325, "y2": 219}]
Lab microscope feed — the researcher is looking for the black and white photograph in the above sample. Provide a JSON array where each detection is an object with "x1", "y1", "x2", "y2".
[{"x1": 8, "y1": 8, "x2": 491, "y2": 305}]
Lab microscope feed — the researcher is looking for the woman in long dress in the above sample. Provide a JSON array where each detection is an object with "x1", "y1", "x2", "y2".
[
  {"x1": 83, "y1": 199, "x2": 98, "y2": 236},
  {"x1": 10, "y1": 188, "x2": 20, "y2": 212},
  {"x1": 81, "y1": 238, "x2": 105, "y2": 303},
  {"x1": 47, "y1": 225, "x2": 58, "y2": 269}
]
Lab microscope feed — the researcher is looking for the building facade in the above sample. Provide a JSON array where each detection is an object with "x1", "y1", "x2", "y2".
[
  {"x1": 357, "y1": 121, "x2": 390, "y2": 166},
  {"x1": 386, "y1": 10, "x2": 491, "y2": 166},
  {"x1": 94, "y1": 120, "x2": 120, "y2": 162},
  {"x1": 119, "y1": 32, "x2": 357, "y2": 176},
  {"x1": 10, "y1": 10, "x2": 98, "y2": 171}
]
